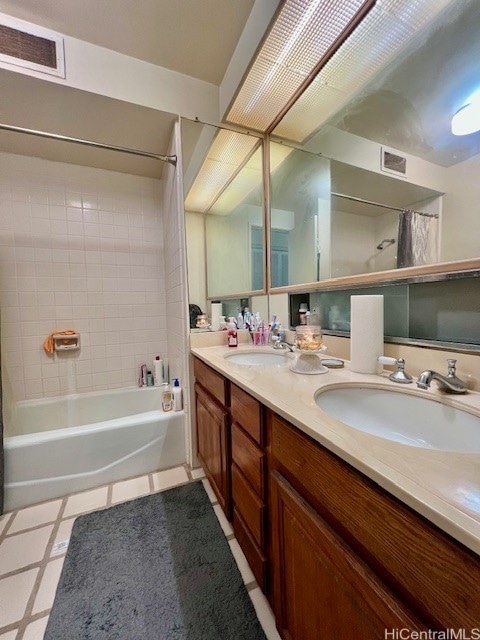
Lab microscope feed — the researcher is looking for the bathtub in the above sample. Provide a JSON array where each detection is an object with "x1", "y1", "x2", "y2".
[{"x1": 4, "y1": 387, "x2": 186, "y2": 511}]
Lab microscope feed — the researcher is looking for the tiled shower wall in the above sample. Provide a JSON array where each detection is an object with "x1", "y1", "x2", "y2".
[
  {"x1": 162, "y1": 122, "x2": 191, "y2": 460},
  {"x1": 0, "y1": 152, "x2": 168, "y2": 417}
]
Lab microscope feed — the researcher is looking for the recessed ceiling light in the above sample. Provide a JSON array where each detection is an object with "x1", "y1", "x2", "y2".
[{"x1": 451, "y1": 102, "x2": 480, "y2": 136}]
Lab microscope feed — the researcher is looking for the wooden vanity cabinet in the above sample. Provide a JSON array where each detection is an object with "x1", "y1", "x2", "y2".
[
  {"x1": 269, "y1": 411, "x2": 480, "y2": 638},
  {"x1": 193, "y1": 358, "x2": 231, "y2": 518},
  {"x1": 230, "y1": 383, "x2": 269, "y2": 590}
]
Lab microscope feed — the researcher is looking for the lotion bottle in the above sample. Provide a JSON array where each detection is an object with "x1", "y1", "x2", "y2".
[
  {"x1": 227, "y1": 318, "x2": 238, "y2": 347},
  {"x1": 172, "y1": 378, "x2": 183, "y2": 411},
  {"x1": 162, "y1": 384, "x2": 173, "y2": 411}
]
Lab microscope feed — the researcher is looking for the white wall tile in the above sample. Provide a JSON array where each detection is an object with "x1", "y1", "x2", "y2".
[{"x1": 0, "y1": 152, "x2": 168, "y2": 410}]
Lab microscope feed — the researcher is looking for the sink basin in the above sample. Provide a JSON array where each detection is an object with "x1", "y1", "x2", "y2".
[
  {"x1": 315, "y1": 386, "x2": 480, "y2": 452},
  {"x1": 224, "y1": 351, "x2": 290, "y2": 366}
]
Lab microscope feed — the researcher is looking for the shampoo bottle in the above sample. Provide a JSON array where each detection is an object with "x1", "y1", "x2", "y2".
[
  {"x1": 172, "y1": 378, "x2": 183, "y2": 411},
  {"x1": 162, "y1": 384, "x2": 173, "y2": 411},
  {"x1": 227, "y1": 318, "x2": 238, "y2": 348},
  {"x1": 153, "y1": 355, "x2": 163, "y2": 386}
]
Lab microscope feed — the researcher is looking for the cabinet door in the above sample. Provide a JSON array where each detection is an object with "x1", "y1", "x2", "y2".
[
  {"x1": 195, "y1": 383, "x2": 230, "y2": 516},
  {"x1": 271, "y1": 471, "x2": 424, "y2": 640}
]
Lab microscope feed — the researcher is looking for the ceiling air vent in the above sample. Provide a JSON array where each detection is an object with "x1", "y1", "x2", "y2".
[
  {"x1": 0, "y1": 14, "x2": 65, "y2": 78},
  {"x1": 381, "y1": 146, "x2": 407, "y2": 178}
]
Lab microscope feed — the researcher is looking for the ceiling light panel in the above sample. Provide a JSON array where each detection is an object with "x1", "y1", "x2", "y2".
[
  {"x1": 184, "y1": 129, "x2": 260, "y2": 213},
  {"x1": 273, "y1": 0, "x2": 457, "y2": 142},
  {"x1": 226, "y1": 0, "x2": 371, "y2": 132}
]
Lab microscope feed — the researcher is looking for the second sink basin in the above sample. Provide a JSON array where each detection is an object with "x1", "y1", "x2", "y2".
[
  {"x1": 224, "y1": 351, "x2": 290, "y2": 366},
  {"x1": 315, "y1": 385, "x2": 480, "y2": 452}
]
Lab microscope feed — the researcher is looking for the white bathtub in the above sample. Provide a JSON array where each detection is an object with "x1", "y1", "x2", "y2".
[{"x1": 4, "y1": 387, "x2": 186, "y2": 511}]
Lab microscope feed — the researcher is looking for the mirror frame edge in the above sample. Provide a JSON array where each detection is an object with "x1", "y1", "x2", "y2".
[{"x1": 267, "y1": 258, "x2": 480, "y2": 294}]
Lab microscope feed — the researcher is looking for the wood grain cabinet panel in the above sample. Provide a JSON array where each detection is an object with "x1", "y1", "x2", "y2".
[
  {"x1": 231, "y1": 422, "x2": 265, "y2": 498},
  {"x1": 271, "y1": 471, "x2": 425, "y2": 640},
  {"x1": 232, "y1": 462, "x2": 265, "y2": 547},
  {"x1": 231, "y1": 383, "x2": 263, "y2": 444},
  {"x1": 194, "y1": 358, "x2": 228, "y2": 407},
  {"x1": 270, "y1": 412, "x2": 480, "y2": 631},
  {"x1": 194, "y1": 382, "x2": 230, "y2": 516}
]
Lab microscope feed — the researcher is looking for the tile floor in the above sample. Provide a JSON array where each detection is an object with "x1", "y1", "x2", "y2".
[{"x1": 0, "y1": 465, "x2": 280, "y2": 640}]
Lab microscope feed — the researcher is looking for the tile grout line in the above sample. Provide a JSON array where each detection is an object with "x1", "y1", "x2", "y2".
[
  {"x1": 13, "y1": 495, "x2": 69, "y2": 640},
  {"x1": 0, "y1": 467, "x2": 267, "y2": 638}
]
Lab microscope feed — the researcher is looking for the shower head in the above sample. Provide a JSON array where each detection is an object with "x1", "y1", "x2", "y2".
[{"x1": 376, "y1": 238, "x2": 396, "y2": 250}]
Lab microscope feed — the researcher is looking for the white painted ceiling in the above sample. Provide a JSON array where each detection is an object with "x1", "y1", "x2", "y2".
[
  {"x1": 0, "y1": 0, "x2": 255, "y2": 85},
  {"x1": 0, "y1": 0, "x2": 256, "y2": 178}
]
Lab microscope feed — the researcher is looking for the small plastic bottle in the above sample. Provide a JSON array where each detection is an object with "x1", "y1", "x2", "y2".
[
  {"x1": 227, "y1": 318, "x2": 238, "y2": 348},
  {"x1": 172, "y1": 378, "x2": 183, "y2": 411},
  {"x1": 299, "y1": 303, "x2": 308, "y2": 325},
  {"x1": 162, "y1": 384, "x2": 173, "y2": 411}
]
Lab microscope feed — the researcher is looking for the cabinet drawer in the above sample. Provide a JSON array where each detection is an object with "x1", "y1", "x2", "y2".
[
  {"x1": 232, "y1": 462, "x2": 265, "y2": 548},
  {"x1": 232, "y1": 423, "x2": 265, "y2": 498},
  {"x1": 233, "y1": 508, "x2": 268, "y2": 592},
  {"x1": 271, "y1": 412, "x2": 480, "y2": 629},
  {"x1": 194, "y1": 357, "x2": 228, "y2": 407},
  {"x1": 231, "y1": 383, "x2": 263, "y2": 444}
]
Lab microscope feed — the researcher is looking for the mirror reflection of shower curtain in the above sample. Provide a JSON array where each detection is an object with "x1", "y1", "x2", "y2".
[{"x1": 397, "y1": 209, "x2": 438, "y2": 268}]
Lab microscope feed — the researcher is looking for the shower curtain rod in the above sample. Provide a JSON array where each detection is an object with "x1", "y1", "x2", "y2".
[
  {"x1": 331, "y1": 191, "x2": 439, "y2": 219},
  {"x1": 0, "y1": 123, "x2": 177, "y2": 166}
]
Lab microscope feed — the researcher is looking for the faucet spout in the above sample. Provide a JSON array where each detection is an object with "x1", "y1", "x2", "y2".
[{"x1": 416, "y1": 359, "x2": 467, "y2": 394}]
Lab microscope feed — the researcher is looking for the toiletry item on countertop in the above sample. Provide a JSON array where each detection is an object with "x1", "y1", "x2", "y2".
[
  {"x1": 153, "y1": 355, "x2": 163, "y2": 386},
  {"x1": 227, "y1": 317, "x2": 238, "y2": 347},
  {"x1": 162, "y1": 383, "x2": 173, "y2": 411},
  {"x1": 146, "y1": 370, "x2": 154, "y2": 386},
  {"x1": 139, "y1": 364, "x2": 147, "y2": 387},
  {"x1": 350, "y1": 295, "x2": 384, "y2": 374},
  {"x1": 299, "y1": 303, "x2": 308, "y2": 325},
  {"x1": 172, "y1": 378, "x2": 183, "y2": 411}
]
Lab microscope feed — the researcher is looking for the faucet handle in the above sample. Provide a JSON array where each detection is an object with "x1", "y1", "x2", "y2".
[
  {"x1": 447, "y1": 359, "x2": 457, "y2": 375},
  {"x1": 378, "y1": 356, "x2": 413, "y2": 384}
]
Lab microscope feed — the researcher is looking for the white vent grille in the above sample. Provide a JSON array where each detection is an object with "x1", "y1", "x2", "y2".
[
  {"x1": 0, "y1": 13, "x2": 65, "y2": 78},
  {"x1": 381, "y1": 146, "x2": 407, "y2": 177}
]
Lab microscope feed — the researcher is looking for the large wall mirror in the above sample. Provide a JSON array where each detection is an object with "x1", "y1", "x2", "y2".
[
  {"x1": 269, "y1": 0, "x2": 480, "y2": 290},
  {"x1": 182, "y1": 119, "x2": 265, "y2": 309}
]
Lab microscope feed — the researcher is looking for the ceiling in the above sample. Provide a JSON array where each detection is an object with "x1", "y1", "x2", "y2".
[
  {"x1": 329, "y1": 0, "x2": 480, "y2": 168},
  {"x1": 0, "y1": 0, "x2": 256, "y2": 178},
  {"x1": 0, "y1": 0, "x2": 255, "y2": 85}
]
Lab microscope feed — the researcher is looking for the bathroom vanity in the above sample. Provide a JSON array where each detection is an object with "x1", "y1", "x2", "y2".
[{"x1": 192, "y1": 346, "x2": 480, "y2": 639}]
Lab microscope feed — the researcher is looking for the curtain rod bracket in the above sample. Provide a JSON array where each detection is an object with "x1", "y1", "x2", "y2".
[{"x1": 0, "y1": 123, "x2": 177, "y2": 167}]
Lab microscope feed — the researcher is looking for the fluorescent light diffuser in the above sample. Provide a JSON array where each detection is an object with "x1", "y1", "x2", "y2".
[
  {"x1": 184, "y1": 129, "x2": 259, "y2": 213},
  {"x1": 273, "y1": 0, "x2": 457, "y2": 142},
  {"x1": 226, "y1": 0, "x2": 372, "y2": 132}
]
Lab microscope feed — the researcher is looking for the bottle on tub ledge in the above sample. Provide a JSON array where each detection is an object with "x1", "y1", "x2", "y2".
[
  {"x1": 162, "y1": 382, "x2": 173, "y2": 412},
  {"x1": 153, "y1": 355, "x2": 163, "y2": 386},
  {"x1": 172, "y1": 378, "x2": 183, "y2": 411}
]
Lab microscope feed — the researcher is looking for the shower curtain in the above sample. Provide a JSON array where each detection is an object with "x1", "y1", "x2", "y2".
[{"x1": 397, "y1": 209, "x2": 438, "y2": 268}]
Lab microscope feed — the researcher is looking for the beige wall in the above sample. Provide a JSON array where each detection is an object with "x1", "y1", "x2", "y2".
[{"x1": 443, "y1": 154, "x2": 480, "y2": 261}]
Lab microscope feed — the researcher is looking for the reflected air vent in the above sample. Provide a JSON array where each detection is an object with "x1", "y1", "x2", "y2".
[
  {"x1": 0, "y1": 14, "x2": 65, "y2": 78},
  {"x1": 381, "y1": 147, "x2": 407, "y2": 177}
]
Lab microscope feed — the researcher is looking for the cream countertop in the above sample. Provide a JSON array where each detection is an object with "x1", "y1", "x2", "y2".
[{"x1": 191, "y1": 343, "x2": 480, "y2": 556}]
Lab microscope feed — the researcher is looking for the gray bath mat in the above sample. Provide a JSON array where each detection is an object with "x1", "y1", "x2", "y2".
[{"x1": 44, "y1": 481, "x2": 267, "y2": 640}]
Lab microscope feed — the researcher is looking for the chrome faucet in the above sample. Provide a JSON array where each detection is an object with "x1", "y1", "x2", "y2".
[
  {"x1": 416, "y1": 359, "x2": 467, "y2": 394},
  {"x1": 271, "y1": 336, "x2": 294, "y2": 352}
]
